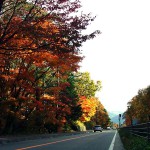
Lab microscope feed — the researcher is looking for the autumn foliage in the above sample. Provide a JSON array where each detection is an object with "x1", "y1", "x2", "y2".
[
  {"x1": 74, "y1": 72, "x2": 110, "y2": 129},
  {"x1": 124, "y1": 86, "x2": 150, "y2": 126},
  {"x1": 0, "y1": 0, "x2": 109, "y2": 134}
]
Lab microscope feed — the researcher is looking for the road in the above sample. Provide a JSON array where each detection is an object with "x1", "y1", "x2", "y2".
[{"x1": 0, "y1": 130, "x2": 117, "y2": 150}]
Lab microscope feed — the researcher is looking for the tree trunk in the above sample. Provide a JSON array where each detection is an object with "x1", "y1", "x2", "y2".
[{"x1": 0, "y1": 0, "x2": 4, "y2": 13}]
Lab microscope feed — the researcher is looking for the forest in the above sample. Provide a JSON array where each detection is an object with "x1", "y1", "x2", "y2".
[{"x1": 0, "y1": 0, "x2": 110, "y2": 134}]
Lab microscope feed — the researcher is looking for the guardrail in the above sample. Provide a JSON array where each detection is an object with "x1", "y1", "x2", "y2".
[{"x1": 122, "y1": 122, "x2": 150, "y2": 142}]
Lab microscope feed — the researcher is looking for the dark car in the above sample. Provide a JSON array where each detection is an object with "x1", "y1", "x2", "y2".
[{"x1": 93, "y1": 125, "x2": 102, "y2": 132}]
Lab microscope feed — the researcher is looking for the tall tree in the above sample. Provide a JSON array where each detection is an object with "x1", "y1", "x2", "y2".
[
  {"x1": 74, "y1": 72, "x2": 102, "y2": 98},
  {"x1": 59, "y1": 73, "x2": 82, "y2": 131},
  {"x1": 0, "y1": 1, "x2": 101, "y2": 134},
  {"x1": 125, "y1": 85, "x2": 150, "y2": 125}
]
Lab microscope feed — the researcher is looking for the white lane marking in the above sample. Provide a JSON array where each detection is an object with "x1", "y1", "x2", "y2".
[{"x1": 108, "y1": 130, "x2": 117, "y2": 150}]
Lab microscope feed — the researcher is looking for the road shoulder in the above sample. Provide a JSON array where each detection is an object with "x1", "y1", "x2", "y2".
[{"x1": 113, "y1": 130, "x2": 125, "y2": 150}]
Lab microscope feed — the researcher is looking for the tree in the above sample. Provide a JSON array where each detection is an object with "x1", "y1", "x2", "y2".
[
  {"x1": 91, "y1": 99, "x2": 110, "y2": 128},
  {"x1": 84, "y1": 98, "x2": 110, "y2": 129},
  {"x1": 125, "y1": 85, "x2": 150, "y2": 125},
  {"x1": 0, "y1": 0, "x2": 100, "y2": 51},
  {"x1": 73, "y1": 72, "x2": 109, "y2": 129},
  {"x1": 59, "y1": 73, "x2": 82, "y2": 131},
  {"x1": 0, "y1": 0, "x2": 101, "y2": 134},
  {"x1": 74, "y1": 72, "x2": 102, "y2": 98},
  {"x1": 79, "y1": 96, "x2": 97, "y2": 122}
]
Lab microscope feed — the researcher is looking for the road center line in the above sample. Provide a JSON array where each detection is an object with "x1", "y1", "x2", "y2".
[
  {"x1": 16, "y1": 133, "x2": 95, "y2": 150},
  {"x1": 108, "y1": 130, "x2": 117, "y2": 150}
]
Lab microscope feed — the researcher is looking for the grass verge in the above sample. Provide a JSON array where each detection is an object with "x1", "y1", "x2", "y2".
[{"x1": 118, "y1": 128, "x2": 150, "y2": 150}]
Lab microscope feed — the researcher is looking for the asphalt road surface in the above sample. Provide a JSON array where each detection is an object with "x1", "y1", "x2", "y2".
[{"x1": 0, "y1": 130, "x2": 117, "y2": 150}]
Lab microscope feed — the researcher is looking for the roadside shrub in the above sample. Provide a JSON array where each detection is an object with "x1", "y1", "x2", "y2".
[{"x1": 76, "y1": 121, "x2": 86, "y2": 131}]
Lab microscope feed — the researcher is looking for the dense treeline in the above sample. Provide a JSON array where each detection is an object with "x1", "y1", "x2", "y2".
[
  {"x1": 0, "y1": 0, "x2": 110, "y2": 134},
  {"x1": 124, "y1": 86, "x2": 150, "y2": 125}
]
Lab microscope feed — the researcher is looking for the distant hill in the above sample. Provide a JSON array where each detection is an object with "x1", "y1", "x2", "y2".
[
  {"x1": 108, "y1": 111, "x2": 122, "y2": 118},
  {"x1": 108, "y1": 111, "x2": 125, "y2": 124}
]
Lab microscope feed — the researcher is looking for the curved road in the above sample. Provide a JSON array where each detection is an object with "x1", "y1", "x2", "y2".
[{"x1": 0, "y1": 130, "x2": 117, "y2": 150}]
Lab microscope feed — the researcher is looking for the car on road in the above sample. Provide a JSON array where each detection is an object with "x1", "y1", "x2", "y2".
[
  {"x1": 107, "y1": 126, "x2": 111, "y2": 130},
  {"x1": 93, "y1": 125, "x2": 103, "y2": 132}
]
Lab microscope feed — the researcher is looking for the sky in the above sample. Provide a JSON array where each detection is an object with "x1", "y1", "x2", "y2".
[{"x1": 79, "y1": 0, "x2": 150, "y2": 112}]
